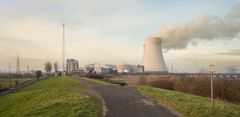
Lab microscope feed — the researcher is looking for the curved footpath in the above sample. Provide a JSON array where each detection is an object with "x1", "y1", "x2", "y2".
[{"x1": 74, "y1": 77, "x2": 178, "y2": 117}]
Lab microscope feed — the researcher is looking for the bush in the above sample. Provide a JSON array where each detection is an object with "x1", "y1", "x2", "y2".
[
  {"x1": 145, "y1": 75, "x2": 240, "y2": 103},
  {"x1": 138, "y1": 76, "x2": 147, "y2": 85},
  {"x1": 149, "y1": 78, "x2": 174, "y2": 90},
  {"x1": 214, "y1": 78, "x2": 240, "y2": 103},
  {"x1": 85, "y1": 74, "x2": 104, "y2": 79},
  {"x1": 172, "y1": 76, "x2": 211, "y2": 97}
]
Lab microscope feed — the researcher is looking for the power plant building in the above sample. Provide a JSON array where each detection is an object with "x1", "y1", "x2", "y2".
[
  {"x1": 94, "y1": 64, "x2": 117, "y2": 75},
  {"x1": 84, "y1": 63, "x2": 117, "y2": 75},
  {"x1": 116, "y1": 64, "x2": 144, "y2": 74},
  {"x1": 142, "y1": 37, "x2": 167, "y2": 73}
]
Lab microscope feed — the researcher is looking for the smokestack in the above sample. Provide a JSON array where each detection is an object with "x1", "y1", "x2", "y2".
[{"x1": 142, "y1": 37, "x2": 167, "y2": 72}]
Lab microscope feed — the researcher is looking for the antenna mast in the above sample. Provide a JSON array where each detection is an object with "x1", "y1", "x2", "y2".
[{"x1": 62, "y1": 18, "x2": 65, "y2": 75}]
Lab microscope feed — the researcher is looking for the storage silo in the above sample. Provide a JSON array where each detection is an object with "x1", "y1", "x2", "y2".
[{"x1": 142, "y1": 37, "x2": 167, "y2": 73}]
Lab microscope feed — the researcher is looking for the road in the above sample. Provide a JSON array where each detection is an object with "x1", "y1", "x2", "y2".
[{"x1": 75, "y1": 77, "x2": 178, "y2": 117}]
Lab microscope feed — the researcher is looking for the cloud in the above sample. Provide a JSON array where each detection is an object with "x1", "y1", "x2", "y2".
[
  {"x1": 0, "y1": 37, "x2": 33, "y2": 44},
  {"x1": 146, "y1": 3, "x2": 240, "y2": 50},
  {"x1": 218, "y1": 50, "x2": 240, "y2": 56}
]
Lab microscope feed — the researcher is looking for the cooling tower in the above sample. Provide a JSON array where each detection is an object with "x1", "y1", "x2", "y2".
[{"x1": 142, "y1": 37, "x2": 167, "y2": 73}]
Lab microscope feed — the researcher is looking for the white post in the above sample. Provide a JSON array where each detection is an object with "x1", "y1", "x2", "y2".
[{"x1": 210, "y1": 72, "x2": 213, "y2": 106}]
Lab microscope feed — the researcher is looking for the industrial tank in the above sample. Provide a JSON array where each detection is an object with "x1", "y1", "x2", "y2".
[{"x1": 116, "y1": 64, "x2": 131, "y2": 73}]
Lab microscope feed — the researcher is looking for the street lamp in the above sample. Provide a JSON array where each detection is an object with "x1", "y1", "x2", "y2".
[{"x1": 209, "y1": 64, "x2": 215, "y2": 106}]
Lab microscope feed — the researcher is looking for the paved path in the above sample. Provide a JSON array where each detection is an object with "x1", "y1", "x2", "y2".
[{"x1": 75, "y1": 77, "x2": 178, "y2": 117}]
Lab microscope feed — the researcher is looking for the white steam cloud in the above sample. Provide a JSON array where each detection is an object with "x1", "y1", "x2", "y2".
[{"x1": 147, "y1": 3, "x2": 240, "y2": 50}]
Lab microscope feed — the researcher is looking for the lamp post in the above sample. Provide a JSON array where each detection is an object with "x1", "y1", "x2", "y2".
[{"x1": 209, "y1": 64, "x2": 215, "y2": 106}]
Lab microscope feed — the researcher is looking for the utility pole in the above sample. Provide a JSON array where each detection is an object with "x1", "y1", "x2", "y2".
[
  {"x1": 62, "y1": 18, "x2": 66, "y2": 75},
  {"x1": 9, "y1": 62, "x2": 11, "y2": 73},
  {"x1": 16, "y1": 53, "x2": 20, "y2": 74},
  {"x1": 209, "y1": 64, "x2": 216, "y2": 106},
  {"x1": 9, "y1": 62, "x2": 12, "y2": 88},
  {"x1": 27, "y1": 64, "x2": 29, "y2": 73},
  {"x1": 16, "y1": 53, "x2": 20, "y2": 85}
]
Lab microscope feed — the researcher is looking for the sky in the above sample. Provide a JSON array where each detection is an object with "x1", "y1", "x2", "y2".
[{"x1": 0, "y1": 0, "x2": 240, "y2": 73}]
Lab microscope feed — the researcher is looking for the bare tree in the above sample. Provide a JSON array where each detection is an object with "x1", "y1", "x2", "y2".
[
  {"x1": 35, "y1": 70, "x2": 42, "y2": 79},
  {"x1": 44, "y1": 61, "x2": 52, "y2": 76},
  {"x1": 53, "y1": 62, "x2": 59, "y2": 72}
]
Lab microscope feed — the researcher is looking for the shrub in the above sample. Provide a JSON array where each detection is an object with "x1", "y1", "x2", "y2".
[
  {"x1": 138, "y1": 76, "x2": 147, "y2": 85},
  {"x1": 143, "y1": 75, "x2": 240, "y2": 103},
  {"x1": 172, "y1": 76, "x2": 211, "y2": 97},
  {"x1": 86, "y1": 74, "x2": 104, "y2": 79},
  {"x1": 149, "y1": 78, "x2": 174, "y2": 90},
  {"x1": 214, "y1": 78, "x2": 240, "y2": 103}
]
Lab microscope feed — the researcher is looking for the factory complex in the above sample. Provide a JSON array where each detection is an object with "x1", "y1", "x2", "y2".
[
  {"x1": 66, "y1": 59, "x2": 145, "y2": 75},
  {"x1": 66, "y1": 36, "x2": 168, "y2": 75}
]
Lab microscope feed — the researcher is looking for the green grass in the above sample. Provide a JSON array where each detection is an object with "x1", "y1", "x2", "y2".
[
  {"x1": 0, "y1": 78, "x2": 33, "y2": 88},
  {"x1": 0, "y1": 76, "x2": 101, "y2": 117},
  {"x1": 80, "y1": 77, "x2": 117, "y2": 86},
  {"x1": 138, "y1": 86, "x2": 240, "y2": 117}
]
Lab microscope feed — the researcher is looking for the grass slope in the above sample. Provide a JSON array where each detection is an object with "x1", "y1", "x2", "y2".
[
  {"x1": 0, "y1": 76, "x2": 101, "y2": 117},
  {"x1": 80, "y1": 77, "x2": 117, "y2": 86},
  {"x1": 0, "y1": 78, "x2": 32, "y2": 88},
  {"x1": 138, "y1": 86, "x2": 240, "y2": 117}
]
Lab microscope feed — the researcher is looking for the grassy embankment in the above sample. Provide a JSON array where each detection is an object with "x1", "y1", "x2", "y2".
[
  {"x1": 0, "y1": 76, "x2": 101, "y2": 117},
  {"x1": 138, "y1": 86, "x2": 240, "y2": 117},
  {"x1": 80, "y1": 77, "x2": 117, "y2": 86},
  {"x1": 0, "y1": 78, "x2": 32, "y2": 89}
]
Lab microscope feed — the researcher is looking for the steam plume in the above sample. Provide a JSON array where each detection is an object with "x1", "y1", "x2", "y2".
[{"x1": 147, "y1": 3, "x2": 240, "y2": 50}]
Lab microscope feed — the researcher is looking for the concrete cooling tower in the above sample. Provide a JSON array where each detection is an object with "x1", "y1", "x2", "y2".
[{"x1": 142, "y1": 37, "x2": 167, "y2": 73}]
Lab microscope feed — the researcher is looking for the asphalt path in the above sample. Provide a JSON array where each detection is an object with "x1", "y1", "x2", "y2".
[{"x1": 75, "y1": 77, "x2": 178, "y2": 117}]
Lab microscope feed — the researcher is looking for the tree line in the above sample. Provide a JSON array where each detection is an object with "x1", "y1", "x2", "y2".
[{"x1": 44, "y1": 61, "x2": 59, "y2": 76}]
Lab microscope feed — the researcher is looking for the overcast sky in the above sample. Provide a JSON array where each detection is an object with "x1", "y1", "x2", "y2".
[{"x1": 0, "y1": 0, "x2": 240, "y2": 73}]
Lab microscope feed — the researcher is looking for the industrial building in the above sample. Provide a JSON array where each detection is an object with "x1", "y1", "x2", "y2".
[
  {"x1": 83, "y1": 63, "x2": 117, "y2": 75},
  {"x1": 93, "y1": 64, "x2": 117, "y2": 75},
  {"x1": 83, "y1": 63, "x2": 144, "y2": 75},
  {"x1": 84, "y1": 64, "x2": 95, "y2": 74},
  {"x1": 66, "y1": 59, "x2": 79, "y2": 74},
  {"x1": 116, "y1": 64, "x2": 144, "y2": 74}
]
